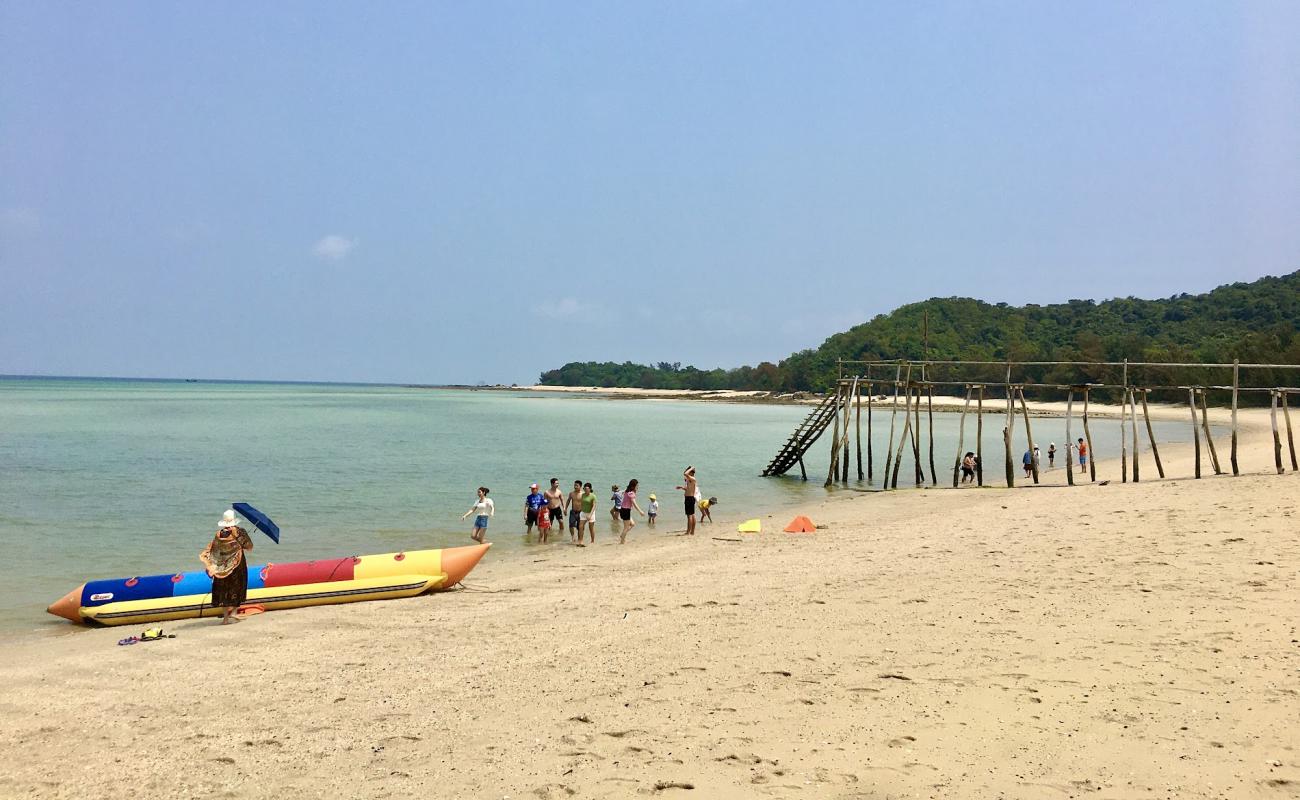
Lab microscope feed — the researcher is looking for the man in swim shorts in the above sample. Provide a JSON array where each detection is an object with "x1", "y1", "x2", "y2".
[
  {"x1": 676, "y1": 466, "x2": 698, "y2": 536},
  {"x1": 566, "y1": 479, "x2": 583, "y2": 543},
  {"x1": 544, "y1": 478, "x2": 565, "y2": 533},
  {"x1": 1077, "y1": 437, "x2": 1088, "y2": 474},
  {"x1": 524, "y1": 483, "x2": 546, "y2": 535}
]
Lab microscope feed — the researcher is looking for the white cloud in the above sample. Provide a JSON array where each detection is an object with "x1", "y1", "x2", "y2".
[
  {"x1": 534, "y1": 297, "x2": 585, "y2": 319},
  {"x1": 312, "y1": 234, "x2": 358, "y2": 261}
]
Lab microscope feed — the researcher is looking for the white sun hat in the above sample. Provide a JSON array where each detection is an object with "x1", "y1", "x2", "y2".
[{"x1": 218, "y1": 509, "x2": 241, "y2": 529}]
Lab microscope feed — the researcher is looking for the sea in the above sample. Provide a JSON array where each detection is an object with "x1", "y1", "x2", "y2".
[{"x1": 0, "y1": 377, "x2": 1193, "y2": 635}]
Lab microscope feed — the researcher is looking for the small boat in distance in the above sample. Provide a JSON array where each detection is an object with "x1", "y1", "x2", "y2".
[{"x1": 47, "y1": 543, "x2": 490, "y2": 626}]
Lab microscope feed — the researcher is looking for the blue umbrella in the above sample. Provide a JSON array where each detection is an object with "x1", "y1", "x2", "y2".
[{"x1": 232, "y1": 502, "x2": 280, "y2": 544}]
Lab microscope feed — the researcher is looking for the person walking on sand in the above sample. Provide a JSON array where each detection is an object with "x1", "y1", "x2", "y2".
[
  {"x1": 565, "y1": 479, "x2": 583, "y2": 544},
  {"x1": 1076, "y1": 437, "x2": 1088, "y2": 474},
  {"x1": 200, "y1": 509, "x2": 254, "y2": 625},
  {"x1": 676, "y1": 466, "x2": 698, "y2": 536},
  {"x1": 618, "y1": 478, "x2": 646, "y2": 544},
  {"x1": 544, "y1": 478, "x2": 566, "y2": 534},
  {"x1": 1048, "y1": 443, "x2": 1057, "y2": 468},
  {"x1": 461, "y1": 487, "x2": 494, "y2": 544},
  {"x1": 579, "y1": 482, "x2": 597, "y2": 545},
  {"x1": 524, "y1": 483, "x2": 546, "y2": 536},
  {"x1": 609, "y1": 485, "x2": 622, "y2": 522}
]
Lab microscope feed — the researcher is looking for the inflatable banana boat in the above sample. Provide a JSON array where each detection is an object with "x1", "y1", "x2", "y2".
[{"x1": 46, "y1": 543, "x2": 490, "y2": 627}]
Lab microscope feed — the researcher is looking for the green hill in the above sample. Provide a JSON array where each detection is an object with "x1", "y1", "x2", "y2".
[{"x1": 540, "y1": 270, "x2": 1300, "y2": 396}]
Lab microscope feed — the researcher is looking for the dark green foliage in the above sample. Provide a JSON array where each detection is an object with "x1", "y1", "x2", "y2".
[{"x1": 540, "y1": 271, "x2": 1300, "y2": 400}]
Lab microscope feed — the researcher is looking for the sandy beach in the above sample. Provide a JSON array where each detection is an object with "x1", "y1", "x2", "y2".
[{"x1": 1, "y1": 406, "x2": 1297, "y2": 799}]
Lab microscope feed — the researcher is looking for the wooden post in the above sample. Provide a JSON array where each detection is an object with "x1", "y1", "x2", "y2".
[
  {"x1": 1284, "y1": 391, "x2": 1297, "y2": 472},
  {"x1": 953, "y1": 386, "x2": 971, "y2": 488},
  {"x1": 1140, "y1": 389, "x2": 1164, "y2": 479},
  {"x1": 911, "y1": 385, "x2": 924, "y2": 486},
  {"x1": 891, "y1": 379, "x2": 914, "y2": 490},
  {"x1": 825, "y1": 381, "x2": 841, "y2": 487},
  {"x1": 1188, "y1": 388, "x2": 1202, "y2": 479},
  {"x1": 976, "y1": 385, "x2": 985, "y2": 486},
  {"x1": 883, "y1": 364, "x2": 901, "y2": 485},
  {"x1": 1271, "y1": 390, "x2": 1284, "y2": 474},
  {"x1": 1018, "y1": 387, "x2": 1039, "y2": 484},
  {"x1": 798, "y1": 456, "x2": 807, "y2": 481},
  {"x1": 1130, "y1": 388, "x2": 1140, "y2": 483},
  {"x1": 1199, "y1": 390, "x2": 1222, "y2": 475},
  {"x1": 855, "y1": 379, "x2": 863, "y2": 480},
  {"x1": 1082, "y1": 388, "x2": 1096, "y2": 482},
  {"x1": 1230, "y1": 359, "x2": 1239, "y2": 476},
  {"x1": 926, "y1": 385, "x2": 937, "y2": 486},
  {"x1": 842, "y1": 379, "x2": 852, "y2": 483},
  {"x1": 1120, "y1": 360, "x2": 1129, "y2": 484},
  {"x1": 1065, "y1": 389, "x2": 1075, "y2": 487},
  {"x1": 867, "y1": 381, "x2": 875, "y2": 482},
  {"x1": 1004, "y1": 367, "x2": 1015, "y2": 488}
]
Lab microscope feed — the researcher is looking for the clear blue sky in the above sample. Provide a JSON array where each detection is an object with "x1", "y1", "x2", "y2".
[{"x1": 2, "y1": 2, "x2": 1298, "y2": 384}]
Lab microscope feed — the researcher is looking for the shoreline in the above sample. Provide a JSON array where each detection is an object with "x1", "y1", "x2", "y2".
[{"x1": 2, "y1": 410, "x2": 1296, "y2": 797}]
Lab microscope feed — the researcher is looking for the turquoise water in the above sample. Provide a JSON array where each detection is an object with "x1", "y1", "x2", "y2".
[{"x1": 0, "y1": 378, "x2": 1189, "y2": 633}]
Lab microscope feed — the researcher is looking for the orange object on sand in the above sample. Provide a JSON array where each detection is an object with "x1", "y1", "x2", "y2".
[
  {"x1": 235, "y1": 604, "x2": 266, "y2": 618},
  {"x1": 783, "y1": 516, "x2": 816, "y2": 533}
]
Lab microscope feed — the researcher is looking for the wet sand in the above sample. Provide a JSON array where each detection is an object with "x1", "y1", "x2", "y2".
[{"x1": 1, "y1": 408, "x2": 1297, "y2": 798}]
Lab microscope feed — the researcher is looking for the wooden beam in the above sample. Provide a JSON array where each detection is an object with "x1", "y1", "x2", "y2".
[
  {"x1": 1230, "y1": 359, "x2": 1239, "y2": 475},
  {"x1": 953, "y1": 386, "x2": 971, "y2": 488},
  {"x1": 1082, "y1": 388, "x2": 1097, "y2": 482},
  {"x1": 1272, "y1": 390, "x2": 1285, "y2": 474},
  {"x1": 976, "y1": 385, "x2": 985, "y2": 486},
  {"x1": 1065, "y1": 388, "x2": 1075, "y2": 487},
  {"x1": 1284, "y1": 390, "x2": 1298, "y2": 472},
  {"x1": 1189, "y1": 388, "x2": 1202, "y2": 479},
  {"x1": 926, "y1": 386, "x2": 937, "y2": 487},
  {"x1": 855, "y1": 379, "x2": 863, "y2": 480},
  {"x1": 1199, "y1": 390, "x2": 1222, "y2": 475},
  {"x1": 1018, "y1": 386, "x2": 1039, "y2": 484},
  {"x1": 1140, "y1": 389, "x2": 1164, "y2": 478}
]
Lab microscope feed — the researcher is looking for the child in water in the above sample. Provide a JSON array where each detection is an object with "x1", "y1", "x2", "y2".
[
  {"x1": 647, "y1": 494, "x2": 659, "y2": 528},
  {"x1": 536, "y1": 501, "x2": 553, "y2": 543}
]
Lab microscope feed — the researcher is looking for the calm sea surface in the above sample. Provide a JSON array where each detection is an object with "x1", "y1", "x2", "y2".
[{"x1": 0, "y1": 378, "x2": 1190, "y2": 634}]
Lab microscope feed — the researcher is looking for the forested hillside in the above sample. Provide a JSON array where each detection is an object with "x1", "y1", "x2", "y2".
[{"x1": 540, "y1": 271, "x2": 1300, "y2": 394}]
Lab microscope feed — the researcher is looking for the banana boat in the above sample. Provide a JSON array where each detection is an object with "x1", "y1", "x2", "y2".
[{"x1": 46, "y1": 543, "x2": 490, "y2": 626}]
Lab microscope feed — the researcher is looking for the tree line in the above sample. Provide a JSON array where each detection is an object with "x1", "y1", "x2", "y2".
[{"x1": 540, "y1": 270, "x2": 1300, "y2": 403}]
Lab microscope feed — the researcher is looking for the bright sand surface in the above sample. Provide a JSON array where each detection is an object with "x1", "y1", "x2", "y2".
[{"x1": 1, "y1": 405, "x2": 1297, "y2": 799}]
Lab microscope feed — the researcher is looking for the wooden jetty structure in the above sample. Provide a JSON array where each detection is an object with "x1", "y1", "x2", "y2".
[{"x1": 762, "y1": 357, "x2": 1300, "y2": 488}]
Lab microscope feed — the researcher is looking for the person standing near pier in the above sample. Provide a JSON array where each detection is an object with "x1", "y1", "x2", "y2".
[{"x1": 1077, "y1": 437, "x2": 1088, "y2": 474}]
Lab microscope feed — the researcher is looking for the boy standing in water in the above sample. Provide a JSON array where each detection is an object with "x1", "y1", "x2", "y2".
[
  {"x1": 566, "y1": 480, "x2": 583, "y2": 544},
  {"x1": 609, "y1": 485, "x2": 622, "y2": 521},
  {"x1": 647, "y1": 494, "x2": 659, "y2": 528},
  {"x1": 544, "y1": 478, "x2": 566, "y2": 534},
  {"x1": 676, "y1": 466, "x2": 698, "y2": 536},
  {"x1": 579, "y1": 482, "x2": 597, "y2": 545}
]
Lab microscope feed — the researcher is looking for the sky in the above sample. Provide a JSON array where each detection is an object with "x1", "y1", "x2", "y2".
[{"x1": 2, "y1": 2, "x2": 1299, "y2": 384}]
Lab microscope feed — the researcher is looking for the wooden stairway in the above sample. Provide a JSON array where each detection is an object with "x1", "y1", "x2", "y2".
[{"x1": 761, "y1": 393, "x2": 838, "y2": 478}]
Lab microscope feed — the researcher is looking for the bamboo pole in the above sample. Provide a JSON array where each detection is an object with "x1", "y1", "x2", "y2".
[
  {"x1": 911, "y1": 385, "x2": 924, "y2": 486},
  {"x1": 1284, "y1": 391, "x2": 1297, "y2": 472},
  {"x1": 926, "y1": 385, "x2": 937, "y2": 486},
  {"x1": 1189, "y1": 388, "x2": 1202, "y2": 479},
  {"x1": 1130, "y1": 388, "x2": 1140, "y2": 483},
  {"x1": 1018, "y1": 387, "x2": 1039, "y2": 484},
  {"x1": 891, "y1": 379, "x2": 914, "y2": 490},
  {"x1": 1065, "y1": 389, "x2": 1075, "y2": 486},
  {"x1": 1230, "y1": 360, "x2": 1239, "y2": 476},
  {"x1": 825, "y1": 381, "x2": 841, "y2": 487},
  {"x1": 798, "y1": 456, "x2": 806, "y2": 481},
  {"x1": 976, "y1": 385, "x2": 985, "y2": 486},
  {"x1": 1120, "y1": 361, "x2": 1129, "y2": 484},
  {"x1": 1199, "y1": 390, "x2": 1222, "y2": 475},
  {"x1": 1003, "y1": 367, "x2": 1015, "y2": 488},
  {"x1": 867, "y1": 381, "x2": 875, "y2": 482},
  {"x1": 953, "y1": 386, "x2": 971, "y2": 488},
  {"x1": 1082, "y1": 388, "x2": 1096, "y2": 482},
  {"x1": 1271, "y1": 390, "x2": 1284, "y2": 474},
  {"x1": 1140, "y1": 389, "x2": 1164, "y2": 478},
  {"x1": 855, "y1": 379, "x2": 863, "y2": 480},
  {"x1": 883, "y1": 363, "x2": 901, "y2": 485},
  {"x1": 841, "y1": 380, "x2": 851, "y2": 483}
]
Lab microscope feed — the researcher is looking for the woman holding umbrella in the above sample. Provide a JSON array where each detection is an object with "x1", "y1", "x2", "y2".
[{"x1": 200, "y1": 509, "x2": 254, "y2": 624}]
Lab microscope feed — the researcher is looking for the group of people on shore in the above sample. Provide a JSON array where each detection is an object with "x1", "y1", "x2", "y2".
[
  {"x1": 958, "y1": 437, "x2": 1093, "y2": 484},
  {"x1": 460, "y1": 466, "x2": 717, "y2": 546}
]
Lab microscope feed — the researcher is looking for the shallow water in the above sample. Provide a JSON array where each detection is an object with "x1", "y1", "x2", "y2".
[{"x1": 0, "y1": 378, "x2": 1190, "y2": 633}]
